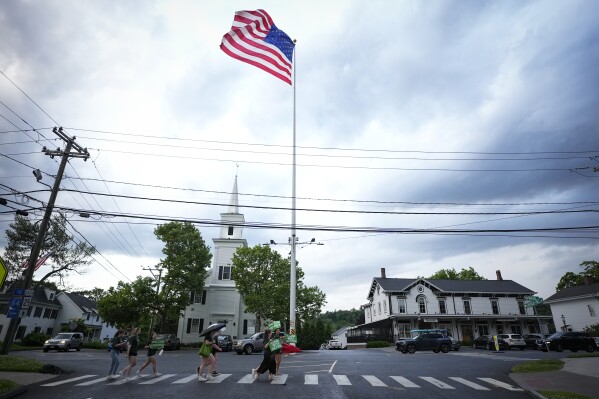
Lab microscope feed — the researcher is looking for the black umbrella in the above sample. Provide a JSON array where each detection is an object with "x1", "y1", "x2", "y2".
[{"x1": 199, "y1": 323, "x2": 226, "y2": 337}]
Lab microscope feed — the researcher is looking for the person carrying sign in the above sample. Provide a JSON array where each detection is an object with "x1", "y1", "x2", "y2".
[
  {"x1": 271, "y1": 327, "x2": 284, "y2": 375},
  {"x1": 137, "y1": 331, "x2": 162, "y2": 378},
  {"x1": 252, "y1": 328, "x2": 277, "y2": 381}
]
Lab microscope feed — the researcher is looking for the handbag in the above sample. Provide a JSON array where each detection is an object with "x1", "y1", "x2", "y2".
[
  {"x1": 199, "y1": 342, "x2": 211, "y2": 357},
  {"x1": 269, "y1": 338, "x2": 282, "y2": 352}
]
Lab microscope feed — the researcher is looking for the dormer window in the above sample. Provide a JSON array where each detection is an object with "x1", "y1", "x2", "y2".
[
  {"x1": 49, "y1": 293, "x2": 54, "y2": 300},
  {"x1": 377, "y1": 285, "x2": 380, "y2": 295}
]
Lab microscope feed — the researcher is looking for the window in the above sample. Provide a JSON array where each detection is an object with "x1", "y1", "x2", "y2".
[
  {"x1": 378, "y1": 302, "x2": 382, "y2": 315},
  {"x1": 418, "y1": 296, "x2": 427, "y2": 314},
  {"x1": 33, "y1": 307, "x2": 42, "y2": 318},
  {"x1": 589, "y1": 305, "x2": 596, "y2": 317},
  {"x1": 438, "y1": 300, "x2": 446, "y2": 314},
  {"x1": 50, "y1": 309, "x2": 58, "y2": 319},
  {"x1": 396, "y1": 323, "x2": 410, "y2": 338},
  {"x1": 86, "y1": 314, "x2": 90, "y2": 321},
  {"x1": 510, "y1": 324, "x2": 522, "y2": 334},
  {"x1": 46, "y1": 328, "x2": 53, "y2": 336},
  {"x1": 377, "y1": 285, "x2": 380, "y2": 295},
  {"x1": 477, "y1": 324, "x2": 489, "y2": 335},
  {"x1": 201, "y1": 290, "x2": 207, "y2": 304},
  {"x1": 218, "y1": 266, "x2": 233, "y2": 280},
  {"x1": 373, "y1": 306, "x2": 376, "y2": 316},
  {"x1": 43, "y1": 309, "x2": 52, "y2": 319},
  {"x1": 398, "y1": 298, "x2": 407, "y2": 314},
  {"x1": 228, "y1": 226, "x2": 234, "y2": 236},
  {"x1": 491, "y1": 299, "x2": 499, "y2": 315},
  {"x1": 191, "y1": 318, "x2": 200, "y2": 334},
  {"x1": 34, "y1": 326, "x2": 41, "y2": 333},
  {"x1": 96, "y1": 315, "x2": 100, "y2": 322},
  {"x1": 518, "y1": 301, "x2": 526, "y2": 315},
  {"x1": 463, "y1": 300, "x2": 471, "y2": 315},
  {"x1": 0, "y1": 303, "x2": 8, "y2": 314},
  {"x1": 49, "y1": 293, "x2": 54, "y2": 300},
  {"x1": 199, "y1": 319, "x2": 204, "y2": 333},
  {"x1": 27, "y1": 306, "x2": 33, "y2": 317},
  {"x1": 383, "y1": 301, "x2": 387, "y2": 313}
]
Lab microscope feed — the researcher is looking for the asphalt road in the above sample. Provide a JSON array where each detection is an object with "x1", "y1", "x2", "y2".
[{"x1": 15, "y1": 346, "x2": 564, "y2": 399}]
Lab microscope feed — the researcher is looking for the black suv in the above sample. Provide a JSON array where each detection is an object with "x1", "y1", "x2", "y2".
[
  {"x1": 396, "y1": 333, "x2": 452, "y2": 354},
  {"x1": 540, "y1": 331, "x2": 596, "y2": 353}
]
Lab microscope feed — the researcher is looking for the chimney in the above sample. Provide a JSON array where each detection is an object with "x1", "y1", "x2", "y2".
[
  {"x1": 496, "y1": 270, "x2": 503, "y2": 281},
  {"x1": 381, "y1": 268, "x2": 386, "y2": 279},
  {"x1": 583, "y1": 275, "x2": 593, "y2": 285}
]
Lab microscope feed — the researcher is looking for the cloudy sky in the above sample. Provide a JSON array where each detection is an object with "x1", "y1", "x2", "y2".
[{"x1": 1, "y1": 0, "x2": 598, "y2": 313}]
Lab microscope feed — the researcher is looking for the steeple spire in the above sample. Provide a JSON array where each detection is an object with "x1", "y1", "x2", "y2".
[{"x1": 228, "y1": 175, "x2": 239, "y2": 214}]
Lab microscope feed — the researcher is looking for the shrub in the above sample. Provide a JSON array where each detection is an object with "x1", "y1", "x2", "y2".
[
  {"x1": 366, "y1": 341, "x2": 390, "y2": 348},
  {"x1": 21, "y1": 332, "x2": 50, "y2": 347}
]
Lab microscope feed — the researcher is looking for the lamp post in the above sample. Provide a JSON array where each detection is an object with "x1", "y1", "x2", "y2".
[{"x1": 561, "y1": 314, "x2": 567, "y2": 331}]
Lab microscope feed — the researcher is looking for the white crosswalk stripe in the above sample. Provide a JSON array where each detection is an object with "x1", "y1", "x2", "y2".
[
  {"x1": 449, "y1": 377, "x2": 490, "y2": 390},
  {"x1": 362, "y1": 375, "x2": 387, "y2": 387},
  {"x1": 41, "y1": 375, "x2": 97, "y2": 386},
  {"x1": 333, "y1": 374, "x2": 352, "y2": 385},
  {"x1": 478, "y1": 378, "x2": 523, "y2": 391},
  {"x1": 139, "y1": 374, "x2": 178, "y2": 384},
  {"x1": 390, "y1": 376, "x2": 420, "y2": 388},
  {"x1": 171, "y1": 374, "x2": 198, "y2": 384},
  {"x1": 39, "y1": 372, "x2": 525, "y2": 392},
  {"x1": 419, "y1": 376, "x2": 455, "y2": 389}
]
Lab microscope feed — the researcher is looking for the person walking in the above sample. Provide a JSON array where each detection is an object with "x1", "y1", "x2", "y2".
[
  {"x1": 120, "y1": 327, "x2": 141, "y2": 380},
  {"x1": 137, "y1": 330, "x2": 162, "y2": 378},
  {"x1": 197, "y1": 331, "x2": 218, "y2": 382},
  {"x1": 252, "y1": 329, "x2": 276, "y2": 381},
  {"x1": 210, "y1": 331, "x2": 223, "y2": 377},
  {"x1": 107, "y1": 329, "x2": 125, "y2": 379},
  {"x1": 272, "y1": 327, "x2": 284, "y2": 375}
]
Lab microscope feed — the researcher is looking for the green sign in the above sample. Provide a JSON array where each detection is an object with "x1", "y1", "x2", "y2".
[
  {"x1": 150, "y1": 339, "x2": 164, "y2": 349},
  {"x1": 286, "y1": 334, "x2": 297, "y2": 344},
  {"x1": 268, "y1": 320, "x2": 281, "y2": 330},
  {"x1": 0, "y1": 257, "x2": 7, "y2": 290},
  {"x1": 524, "y1": 296, "x2": 543, "y2": 308}
]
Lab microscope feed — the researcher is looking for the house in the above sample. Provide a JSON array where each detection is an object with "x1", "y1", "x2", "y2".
[
  {"x1": 177, "y1": 177, "x2": 257, "y2": 343},
  {"x1": 348, "y1": 268, "x2": 551, "y2": 344},
  {"x1": 55, "y1": 292, "x2": 117, "y2": 341},
  {"x1": 544, "y1": 277, "x2": 599, "y2": 332},
  {"x1": 0, "y1": 285, "x2": 61, "y2": 341}
]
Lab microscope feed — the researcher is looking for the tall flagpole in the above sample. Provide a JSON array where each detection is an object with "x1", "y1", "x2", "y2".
[{"x1": 289, "y1": 41, "x2": 297, "y2": 340}]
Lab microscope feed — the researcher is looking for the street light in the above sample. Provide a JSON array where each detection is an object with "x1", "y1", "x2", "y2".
[{"x1": 561, "y1": 314, "x2": 567, "y2": 331}]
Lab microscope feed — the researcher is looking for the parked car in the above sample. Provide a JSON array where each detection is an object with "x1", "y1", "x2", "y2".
[
  {"x1": 234, "y1": 331, "x2": 286, "y2": 355},
  {"x1": 540, "y1": 331, "x2": 596, "y2": 353},
  {"x1": 523, "y1": 333, "x2": 550, "y2": 349},
  {"x1": 498, "y1": 333, "x2": 526, "y2": 350},
  {"x1": 326, "y1": 339, "x2": 344, "y2": 350},
  {"x1": 43, "y1": 332, "x2": 84, "y2": 352},
  {"x1": 216, "y1": 334, "x2": 233, "y2": 352},
  {"x1": 472, "y1": 335, "x2": 508, "y2": 350},
  {"x1": 395, "y1": 332, "x2": 452, "y2": 354},
  {"x1": 155, "y1": 334, "x2": 180, "y2": 350},
  {"x1": 448, "y1": 336, "x2": 461, "y2": 351}
]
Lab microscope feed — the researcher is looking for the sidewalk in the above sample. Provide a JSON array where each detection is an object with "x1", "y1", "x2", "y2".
[{"x1": 509, "y1": 357, "x2": 599, "y2": 399}]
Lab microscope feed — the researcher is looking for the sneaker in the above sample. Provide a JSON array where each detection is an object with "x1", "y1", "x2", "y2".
[
  {"x1": 123, "y1": 377, "x2": 130, "y2": 382},
  {"x1": 153, "y1": 373, "x2": 161, "y2": 378},
  {"x1": 254, "y1": 372, "x2": 259, "y2": 380},
  {"x1": 111, "y1": 374, "x2": 121, "y2": 379},
  {"x1": 136, "y1": 371, "x2": 144, "y2": 378},
  {"x1": 211, "y1": 371, "x2": 220, "y2": 376},
  {"x1": 206, "y1": 374, "x2": 213, "y2": 380},
  {"x1": 251, "y1": 368, "x2": 256, "y2": 377},
  {"x1": 198, "y1": 375, "x2": 207, "y2": 382},
  {"x1": 106, "y1": 375, "x2": 115, "y2": 380}
]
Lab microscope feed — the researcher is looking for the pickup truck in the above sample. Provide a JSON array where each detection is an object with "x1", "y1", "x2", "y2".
[{"x1": 395, "y1": 332, "x2": 452, "y2": 354}]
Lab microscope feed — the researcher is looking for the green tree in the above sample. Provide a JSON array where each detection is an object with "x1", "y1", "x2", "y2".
[
  {"x1": 428, "y1": 267, "x2": 487, "y2": 280},
  {"x1": 98, "y1": 222, "x2": 212, "y2": 332},
  {"x1": 231, "y1": 245, "x2": 326, "y2": 330},
  {"x1": 3, "y1": 213, "x2": 95, "y2": 285},
  {"x1": 556, "y1": 261, "x2": 599, "y2": 291},
  {"x1": 298, "y1": 319, "x2": 332, "y2": 349},
  {"x1": 319, "y1": 308, "x2": 363, "y2": 331},
  {"x1": 74, "y1": 288, "x2": 106, "y2": 302}
]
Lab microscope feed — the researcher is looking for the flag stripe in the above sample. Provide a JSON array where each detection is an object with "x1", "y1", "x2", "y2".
[{"x1": 221, "y1": 9, "x2": 294, "y2": 85}]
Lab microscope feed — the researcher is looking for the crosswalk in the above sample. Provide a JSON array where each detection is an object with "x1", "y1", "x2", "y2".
[{"x1": 41, "y1": 373, "x2": 523, "y2": 391}]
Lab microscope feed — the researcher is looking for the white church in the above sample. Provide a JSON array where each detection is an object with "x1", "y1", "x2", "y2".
[{"x1": 176, "y1": 177, "x2": 257, "y2": 343}]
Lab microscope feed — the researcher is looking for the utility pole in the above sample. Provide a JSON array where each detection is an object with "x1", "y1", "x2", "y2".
[
  {"x1": 143, "y1": 266, "x2": 162, "y2": 335},
  {"x1": 1, "y1": 128, "x2": 88, "y2": 355}
]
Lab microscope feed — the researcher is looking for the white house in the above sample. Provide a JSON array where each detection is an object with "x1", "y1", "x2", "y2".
[
  {"x1": 55, "y1": 292, "x2": 117, "y2": 341},
  {"x1": 177, "y1": 177, "x2": 257, "y2": 343},
  {"x1": 349, "y1": 268, "x2": 551, "y2": 343},
  {"x1": 0, "y1": 285, "x2": 61, "y2": 342},
  {"x1": 544, "y1": 278, "x2": 599, "y2": 332}
]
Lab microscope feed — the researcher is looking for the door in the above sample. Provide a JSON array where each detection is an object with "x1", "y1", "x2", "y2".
[{"x1": 461, "y1": 325, "x2": 473, "y2": 343}]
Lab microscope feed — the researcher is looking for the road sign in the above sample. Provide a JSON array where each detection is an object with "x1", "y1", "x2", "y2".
[
  {"x1": 21, "y1": 296, "x2": 32, "y2": 310},
  {"x1": 9, "y1": 297, "x2": 23, "y2": 308},
  {"x1": 13, "y1": 288, "x2": 25, "y2": 296},
  {"x1": 0, "y1": 257, "x2": 7, "y2": 290},
  {"x1": 7, "y1": 308, "x2": 19, "y2": 318},
  {"x1": 525, "y1": 296, "x2": 544, "y2": 308},
  {"x1": 24, "y1": 289, "x2": 34, "y2": 297}
]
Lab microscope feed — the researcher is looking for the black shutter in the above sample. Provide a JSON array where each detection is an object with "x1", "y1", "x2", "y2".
[
  {"x1": 186, "y1": 318, "x2": 192, "y2": 334},
  {"x1": 201, "y1": 290, "x2": 207, "y2": 304},
  {"x1": 218, "y1": 266, "x2": 223, "y2": 280},
  {"x1": 199, "y1": 319, "x2": 204, "y2": 334},
  {"x1": 243, "y1": 320, "x2": 248, "y2": 335}
]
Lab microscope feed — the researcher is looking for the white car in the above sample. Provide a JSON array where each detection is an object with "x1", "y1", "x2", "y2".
[
  {"x1": 326, "y1": 340, "x2": 344, "y2": 350},
  {"x1": 498, "y1": 333, "x2": 526, "y2": 350}
]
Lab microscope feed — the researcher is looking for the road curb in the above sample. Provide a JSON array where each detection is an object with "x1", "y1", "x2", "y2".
[{"x1": 0, "y1": 386, "x2": 27, "y2": 399}]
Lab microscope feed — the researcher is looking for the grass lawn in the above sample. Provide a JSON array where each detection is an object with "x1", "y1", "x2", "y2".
[
  {"x1": 538, "y1": 391, "x2": 593, "y2": 399},
  {"x1": 511, "y1": 359, "x2": 564, "y2": 373},
  {"x1": 0, "y1": 379, "x2": 19, "y2": 394},
  {"x1": 0, "y1": 355, "x2": 44, "y2": 372}
]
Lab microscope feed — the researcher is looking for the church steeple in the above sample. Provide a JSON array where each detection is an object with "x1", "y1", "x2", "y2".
[{"x1": 228, "y1": 175, "x2": 239, "y2": 214}]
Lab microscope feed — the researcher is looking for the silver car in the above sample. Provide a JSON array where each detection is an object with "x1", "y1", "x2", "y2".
[
  {"x1": 43, "y1": 332, "x2": 84, "y2": 352},
  {"x1": 498, "y1": 333, "x2": 526, "y2": 350}
]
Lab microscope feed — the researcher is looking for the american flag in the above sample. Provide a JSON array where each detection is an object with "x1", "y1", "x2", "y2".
[
  {"x1": 21, "y1": 252, "x2": 53, "y2": 271},
  {"x1": 220, "y1": 10, "x2": 295, "y2": 85}
]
